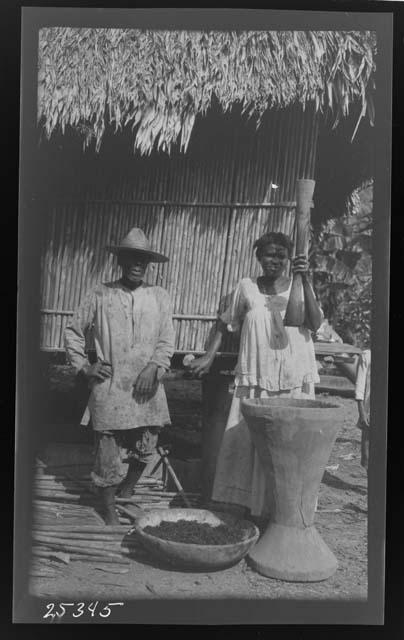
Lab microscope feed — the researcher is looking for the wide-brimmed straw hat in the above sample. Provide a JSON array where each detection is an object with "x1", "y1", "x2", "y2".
[{"x1": 106, "y1": 227, "x2": 168, "y2": 263}]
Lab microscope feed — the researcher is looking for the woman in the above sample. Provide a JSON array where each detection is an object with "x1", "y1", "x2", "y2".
[{"x1": 188, "y1": 231, "x2": 323, "y2": 519}]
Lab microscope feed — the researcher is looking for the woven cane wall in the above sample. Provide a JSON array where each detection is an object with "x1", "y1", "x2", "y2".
[{"x1": 40, "y1": 104, "x2": 319, "y2": 353}]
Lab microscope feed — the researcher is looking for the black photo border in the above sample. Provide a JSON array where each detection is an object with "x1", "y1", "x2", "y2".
[{"x1": 9, "y1": 2, "x2": 399, "y2": 630}]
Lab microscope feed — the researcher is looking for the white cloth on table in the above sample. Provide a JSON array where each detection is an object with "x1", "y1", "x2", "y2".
[{"x1": 355, "y1": 349, "x2": 371, "y2": 421}]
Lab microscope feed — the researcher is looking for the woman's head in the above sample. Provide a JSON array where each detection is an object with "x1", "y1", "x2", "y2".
[{"x1": 253, "y1": 232, "x2": 293, "y2": 278}]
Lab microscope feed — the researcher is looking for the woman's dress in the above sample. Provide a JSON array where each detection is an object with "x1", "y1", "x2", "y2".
[{"x1": 211, "y1": 277, "x2": 321, "y2": 517}]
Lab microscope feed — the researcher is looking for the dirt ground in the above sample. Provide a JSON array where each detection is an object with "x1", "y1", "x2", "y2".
[{"x1": 29, "y1": 374, "x2": 367, "y2": 604}]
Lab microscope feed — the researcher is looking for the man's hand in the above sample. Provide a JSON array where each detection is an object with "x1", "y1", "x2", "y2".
[
  {"x1": 291, "y1": 254, "x2": 309, "y2": 277},
  {"x1": 133, "y1": 363, "x2": 158, "y2": 396},
  {"x1": 357, "y1": 402, "x2": 369, "y2": 430},
  {"x1": 81, "y1": 362, "x2": 112, "y2": 385},
  {"x1": 358, "y1": 416, "x2": 370, "y2": 431},
  {"x1": 187, "y1": 354, "x2": 214, "y2": 378}
]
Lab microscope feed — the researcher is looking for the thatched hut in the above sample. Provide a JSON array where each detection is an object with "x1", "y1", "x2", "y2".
[{"x1": 37, "y1": 28, "x2": 376, "y2": 357}]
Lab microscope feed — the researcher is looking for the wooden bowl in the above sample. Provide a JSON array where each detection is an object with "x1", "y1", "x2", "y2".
[{"x1": 131, "y1": 508, "x2": 259, "y2": 571}]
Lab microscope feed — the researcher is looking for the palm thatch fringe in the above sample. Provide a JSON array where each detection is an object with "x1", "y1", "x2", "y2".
[{"x1": 38, "y1": 28, "x2": 376, "y2": 154}]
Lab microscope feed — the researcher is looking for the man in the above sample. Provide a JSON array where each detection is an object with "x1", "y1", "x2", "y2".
[{"x1": 65, "y1": 228, "x2": 175, "y2": 524}]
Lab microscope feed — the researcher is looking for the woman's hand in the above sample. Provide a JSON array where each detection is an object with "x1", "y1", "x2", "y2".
[
  {"x1": 291, "y1": 254, "x2": 309, "y2": 277},
  {"x1": 187, "y1": 354, "x2": 214, "y2": 378},
  {"x1": 133, "y1": 363, "x2": 158, "y2": 396}
]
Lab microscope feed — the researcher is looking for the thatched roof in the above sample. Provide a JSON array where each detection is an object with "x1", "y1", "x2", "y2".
[{"x1": 38, "y1": 28, "x2": 376, "y2": 155}]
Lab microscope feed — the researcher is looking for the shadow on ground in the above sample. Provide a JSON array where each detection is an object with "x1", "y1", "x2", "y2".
[{"x1": 322, "y1": 471, "x2": 367, "y2": 496}]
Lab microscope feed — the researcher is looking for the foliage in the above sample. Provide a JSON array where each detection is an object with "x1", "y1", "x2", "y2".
[
  {"x1": 311, "y1": 180, "x2": 373, "y2": 348},
  {"x1": 38, "y1": 28, "x2": 376, "y2": 155},
  {"x1": 335, "y1": 280, "x2": 372, "y2": 349}
]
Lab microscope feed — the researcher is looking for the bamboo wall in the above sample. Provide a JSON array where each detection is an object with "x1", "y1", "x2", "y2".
[{"x1": 39, "y1": 104, "x2": 319, "y2": 353}]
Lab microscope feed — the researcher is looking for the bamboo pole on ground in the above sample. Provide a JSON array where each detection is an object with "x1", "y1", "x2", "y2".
[
  {"x1": 32, "y1": 524, "x2": 130, "y2": 533},
  {"x1": 31, "y1": 547, "x2": 70, "y2": 562},
  {"x1": 31, "y1": 540, "x2": 128, "y2": 559},
  {"x1": 64, "y1": 553, "x2": 130, "y2": 564},
  {"x1": 32, "y1": 533, "x2": 139, "y2": 551},
  {"x1": 32, "y1": 534, "x2": 129, "y2": 543}
]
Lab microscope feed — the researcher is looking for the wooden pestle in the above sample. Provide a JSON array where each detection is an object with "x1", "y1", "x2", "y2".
[{"x1": 284, "y1": 178, "x2": 315, "y2": 327}]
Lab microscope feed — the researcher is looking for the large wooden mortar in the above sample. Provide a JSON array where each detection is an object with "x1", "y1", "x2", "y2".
[{"x1": 241, "y1": 397, "x2": 343, "y2": 582}]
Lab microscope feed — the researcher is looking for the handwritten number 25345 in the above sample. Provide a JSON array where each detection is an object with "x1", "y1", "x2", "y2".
[{"x1": 43, "y1": 602, "x2": 124, "y2": 620}]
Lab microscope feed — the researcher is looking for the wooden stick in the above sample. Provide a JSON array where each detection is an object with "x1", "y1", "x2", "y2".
[
  {"x1": 33, "y1": 490, "x2": 91, "y2": 499},
  {"x1": 29, "y1": 570, "x2": 60, "y2": 578},
  {"x1": 33, "y1": 495, "x2": 96, "y2": 504},
  {"x1": 34, "y1": 482, "x2": 92, "y2": 490},
  {"x1": 32, "y1": 531, "x2": 128, "y2": 542},
  {"x1": 32, "y1": 534, "x2": 122, "y2": 550},
  {"x1": 32, "y1": 497, "x2": 91, "y2": 505},
  {"x1": 67, "y1": 554, "x2": 130, "y2": 565},
  {"x1": 32, "y1": 524, "x2": 130, "y2": 533},
  {"x1": 34, "y1": 475, "x2": 163, "y2": 488},
  {"x1": 284, "y1": 178, "x2": 315, "y2": 327},
  {"x1": 33, "y1": 539, "x2": 139, "y2": 556},
  {"x1": 34, "y1": 483, "x2": 171, "y2": 495},
  {"x1": 115, "y1": 504, "x2": 142, "y2": 521},
  {"x1": 31, "y1": 548, "x2": 70, "y2": 563},
  {"x1": 157, "y1": 448, "x2": 192, "y2": 508},
  {"x1": 115, "y1": 492, "x2": 200, "y2": 501},
  {"x1": 32, "y1": 540, "x2": 127, "y2": 559},
  {"x1": 32, "y1": 508, "x2": 102, "y2": 515},
  {"x1": 33, "y1": 480, "x2": 92, "y2": 489}
]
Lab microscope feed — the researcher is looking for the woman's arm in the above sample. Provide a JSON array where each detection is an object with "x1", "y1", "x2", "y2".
[
  {"x1": 302, "y1": 276, "x2": 324, "y2": 332},
  {"x1": 188, "y1": 281, "x2": 244, "y2": 377},
  {"x1": 187, "y1": 320, "x2": 227, "y2": 378},
  {"x1": 292, "y1": 254, "x2": 323, "y2": 332}
]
